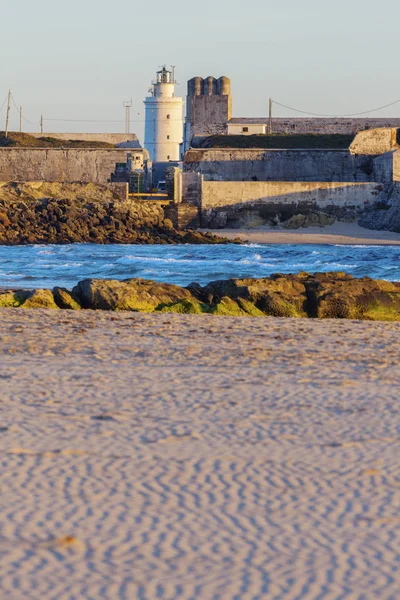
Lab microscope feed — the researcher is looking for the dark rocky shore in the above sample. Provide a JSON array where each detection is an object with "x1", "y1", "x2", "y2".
[
  {"x1": 0, "y1": 197, "x2": 233, "y2": 245},
  {"x1": 1, "y1": 272, "x2": 399, "y2": 320},
  {"x1": 0, "y1": 183, "x2": 236, "y2": 245}
]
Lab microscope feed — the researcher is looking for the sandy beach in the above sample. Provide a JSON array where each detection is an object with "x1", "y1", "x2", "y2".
[
  {"x1": 204, "y1": 223, "x2": 400, "y2": 245},
  {"x1": 0, "y1": 308, "x2": 400, "y2": 598}
]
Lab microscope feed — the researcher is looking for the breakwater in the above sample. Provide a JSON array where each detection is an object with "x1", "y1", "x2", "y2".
[{"x1": 0, "y1": 183, "x2": 231, "y2": 245}]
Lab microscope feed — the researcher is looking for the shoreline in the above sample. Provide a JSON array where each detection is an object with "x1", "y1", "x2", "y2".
[{"x1": 202, "y1": 222, "x2": 400, "y2": 245}]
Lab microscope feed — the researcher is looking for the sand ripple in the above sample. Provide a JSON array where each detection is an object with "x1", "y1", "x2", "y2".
[{"x1": 0, "y1": 309, "x2": 399, "y2": 598}]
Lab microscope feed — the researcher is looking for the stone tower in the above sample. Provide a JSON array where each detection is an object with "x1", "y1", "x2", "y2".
[{"x1": 183, "y1": 76, "x2": 232, "y2": 151}]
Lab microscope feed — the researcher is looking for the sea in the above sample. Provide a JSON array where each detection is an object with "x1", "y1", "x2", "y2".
[{"x1": 0, "y1": 243, "x2": 399, "y2": 289}]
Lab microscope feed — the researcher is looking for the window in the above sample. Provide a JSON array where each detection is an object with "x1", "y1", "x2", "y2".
[
  {"x1": 167, "y1": 114, "x2": 171, "y2": 119},
  {"x1": 242, "y1": 127, "x2": 249, "y2": 133},
  {"x1": 167, "y1": 135, "x2": 170, "y2": 140},
  {"x1": 167, "y1": 155, "x2": 170, "y2": 160}
]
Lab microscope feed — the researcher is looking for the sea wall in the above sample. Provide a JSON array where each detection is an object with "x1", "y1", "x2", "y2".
[
  {"x1": 0, "y1": 148, "x2": 134, "y2": 184},
  {"x1": 183, "y1": 148, "x2": 395, "y2": 184},
  {"x1": 200, "y1": 180, "x2": 383, "y2": 227}
]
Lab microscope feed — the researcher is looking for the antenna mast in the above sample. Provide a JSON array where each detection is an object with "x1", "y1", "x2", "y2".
[{"x1": 123, "y1": 100, "x2": 133, "y2": 134}]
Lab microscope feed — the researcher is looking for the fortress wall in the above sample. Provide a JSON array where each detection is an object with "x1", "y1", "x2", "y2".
[
  {"x1": 28, "y1": 133, "x2": 141, "y2": 147},
  {"x1": 394, "y1": 151, "x2": 400, "y2": 182},
  {"x1": 184, "y1": 148, "x2": 391, "y2": 183},
  {"x1": 201, "y1": 181, "x2": 382, "y2": 209},
  {"x1": 199, "y1": 180, "x2": 383, "y2": 227},
  {"x1": 0, "y1": 148, "x2": 132, "y2": 184},
  {"x1": 244, "y1": 118, "x2": 400, "y2": 135}
]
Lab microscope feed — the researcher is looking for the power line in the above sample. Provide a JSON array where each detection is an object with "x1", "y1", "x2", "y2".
[
  {"x1": 0, "y1": 94, "x2": 8, "y2": 115},
  {"x1": 272, "y1": 97, "x2": 400, "y2": 118},
  {"x1": 10, "y1": 93, "x2": 35, "y2": 124},
  {"x1": 43, "y1": 117, "x2": 183, "y2": 123}
]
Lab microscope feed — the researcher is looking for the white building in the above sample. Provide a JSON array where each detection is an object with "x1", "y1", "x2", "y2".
[
  {"x1": 144, "y1": 66, "x2": 184, "y2": 162},
  {"x1": 227, "y1": 119, "x2": 267, "y2": 135}
]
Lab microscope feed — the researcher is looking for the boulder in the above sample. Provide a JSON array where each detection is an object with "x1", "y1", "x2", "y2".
[
  {"x1": 22, "y1": 289, "x2": 59, "y2": 309},
  {"x1": 0, "y1": 290, "x2": 30, "y2": 307},
  {"x1": 306, "y1": 273, "x2": 400, "y2": 320},
  {"x1": 282, "y1": 212, "x2": 335, "y2": 229},
  {"x1": 195, "y1": 275, "x2": 308, "y2": 318},
  {"x1": 210, "y1": 297, "x2": 249, "y2": 316},
  {"x1": 72, "y1": 278, "x2": 198, "y2": 311},
  {"x1": 53, "y1": 287, "x2": 82, "y2": 310}
]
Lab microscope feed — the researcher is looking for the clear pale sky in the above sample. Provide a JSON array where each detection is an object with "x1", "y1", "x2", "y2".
[{"x1": 1, "y1": 0, "x2": 399, "y2": 142}]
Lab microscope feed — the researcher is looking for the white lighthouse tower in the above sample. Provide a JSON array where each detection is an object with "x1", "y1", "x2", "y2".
[{"x1": 144, "y1": 66, "x2": 184, "y2": 163}]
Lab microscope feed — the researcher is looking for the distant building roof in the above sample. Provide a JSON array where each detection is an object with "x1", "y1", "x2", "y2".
[
  {"x1": 229, "y1": 118, "x2": 267, "y2": 124},
  {"x1": 229, "y1": 117, "x2": 400, "y2": 124}
]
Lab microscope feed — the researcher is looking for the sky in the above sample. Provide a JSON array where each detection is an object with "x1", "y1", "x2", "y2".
[{"x1": 1, "y1": 0, "x2": 399, "y2": 143}]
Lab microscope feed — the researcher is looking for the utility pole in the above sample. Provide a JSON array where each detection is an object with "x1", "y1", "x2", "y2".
[
  {"x1": 269, "y1": 98, "x2": 273, "y2": 135},
  {"x1": 40, "y1": 114, "x2": 44, "y2": 134},
  {"x1": 19, "y1": 106, "x2": 23, "y2": 133},
  {"x1": 5, "y1": 89, "x2": 11, "y2": 138},
  {"x1": 123, "y1": 100, "x2": 132, "y2": 135}
]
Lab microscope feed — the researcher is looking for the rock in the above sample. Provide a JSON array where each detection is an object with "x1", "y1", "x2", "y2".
[
  {"x1": 195, "y1": 275, "x2": 308, "y2": 318},
  {"x1": 306, "y1": 273, "x2": 400, "y2": 320},
  {"x1": 53, "y1": 287, "x2": 82, "y2": 310},
  {"x1": 0, "y1": 185, "x2": 233, "y2": 246},
  {"x1": 158, "y1": 299, "x2": 204, "y2": 314},
  {"x1": 282, "y1": 212, "x2": 335, "y2": 229},
  {"x1": 210, "y1": 297, "x2": 248, "y2": 316},
  {"x1": 22, "y1": 289, "x2": 59, "y2": 309},
  {"x1": 72, "y1": 278, "x2": 197, "y2": 311},
  {"x1": 162, "y1": 218, "x2": 175, "y2": 230},
  {"x1": 3, "y1": 274, "x2": 400, "y2": 321},
  {"x1": 0, "y1": 290, "x2": 30, "y2": 307}
]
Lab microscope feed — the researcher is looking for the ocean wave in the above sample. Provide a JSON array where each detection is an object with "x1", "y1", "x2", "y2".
[{"x1": 0, "y1": 243, "x2": 399, "y2": 288}]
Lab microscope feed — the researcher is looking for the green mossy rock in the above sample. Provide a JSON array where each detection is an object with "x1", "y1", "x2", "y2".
[
  {"x1": 2, "y1": 274, "x2": 400, "y2": 321},
  {"x1": 236, "y1": 298, "x2": 265, "y2": 317},
  {"x1": 53, "y1": 287, "x2": 82, "y2": 310},
  {"x1": 0, "y1": 290, "x2": 29, "y2": 307},
  {"x1": 197, "y1": 275, "x2": 308, "y2": 318},
  {"x1": 22, "y1": 289, "x2": 59, "y2": 309},
  {"x1": 158, "y1": 299, "x2": 205, "y2": 314},
  {"x1": 73, "y1": 278, "x2": 198, "y2": 312},
  {"x1": 308, "y1": 273, "x2": 400, "y2": 320},
  {"x1": 210, "y1": 297, "x2": 248, "y2": 316}
]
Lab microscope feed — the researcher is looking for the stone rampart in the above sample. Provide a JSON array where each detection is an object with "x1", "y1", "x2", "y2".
[
  {"x1": 184, "y1": 148, "x2": 395, "y2": 184},
  {"x1": 349, "y1": 128, "x2": 399, "y2": 155},
  {"x1": 199, "y1": 180, "x2": 383, "y2": 227},
  {"x1": 0, "y1": 148, "x2": 134, "y2": 185},
  {"x1": 231, "y1": 118, "x2": 400, "y2": 135}
]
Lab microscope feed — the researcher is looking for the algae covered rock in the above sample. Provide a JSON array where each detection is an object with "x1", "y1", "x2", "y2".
[
  {"x1": 210, "y1": 297, "x2": 248, "y2": 316},
  {"x1": 195, "y1": 275, "x2": 308, "y2": 318},
  {"x1": 2, "y1": 273, "x2": 400, "y2": 321},
  {"x1": 306, "y1": 273, "x2": 400, "y2": 320},
  {"x1": 158, "y1": 299, "x2": 204, "y2": 314},
  {"x1": 73, "y1": 278, "x2": 198, "y2": 312},
  {"x1": 22, "y1": 289, "x2": 59, "y2": 309},
  {"x1": 0, "y1": 290, "x2": 30, "y2": 307},
  {"x1": 53, "y1": 287, "x2": 82, "y2": 310}
]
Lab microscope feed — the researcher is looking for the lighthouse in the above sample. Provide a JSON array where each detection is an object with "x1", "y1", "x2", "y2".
[{"x1": 144, "y1": 66, "x2": 184, "y2": 163}]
